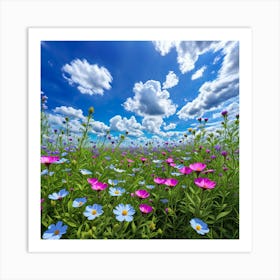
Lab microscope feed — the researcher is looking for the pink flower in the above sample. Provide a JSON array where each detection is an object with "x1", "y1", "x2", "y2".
[
  {"x1": 41, "y1": 156, "x2": 59, "y2": 167},
  {"x1": 194, "y1": 178, "x2": 216, "y2": 190},
  {"x1": 135, "y1": 189, "x2": 150, "y2": 199},
  {"x1": 91, "y1": 181, "x2": 108, "y2": 191},
  {"x1": 169, "y1": 162, "x2": 177, "y2": 167},
  {"x1": 179, "y1": 166, "x2": 192, "y2": 175},
  {"x1": 164, "y1": 178, "x2": 178, "y2": 187},
  {"x1": 126, "y1": 158, "x2": 134, "y2": 163},
  {"x1": 140, "y1": 157, "x2": 148, "y2": 163},
  {"x1": 139, "y1": 204, "x2": 153, "y2": 214},
  {"x1": 154, "y1": 177, "x2": 166, "y2": 185},
  {"x1": 87, "y1": 178, "x2": 98, "y2": 185},
  {"x1": 189, "y1": 162, "x2": 207, "y2": 172},
  {"x1": 88, "y1": 178, "x2": 108, "y2": 191},
  {"x1": 166, "y1": 157, "x2": 174, "y2": 164}
]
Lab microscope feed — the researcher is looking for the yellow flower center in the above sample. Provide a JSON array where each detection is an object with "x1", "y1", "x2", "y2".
[
  {"x1": 79, "y1": 201, "x2": 83, "y2": 206},
  {"x1": 54, "y1": 230, "x2": 60, "y2": 235},
  {"x1": 115, "y1": 191, "x2": 120, "y2": 194},
  {"x1": 122, "y1": 210, "x2": 128, "y2": 216},
  {"x1": 196, "y1": 225, "x2": 201, "y2": 231},
  {"x1": 91, "y1": 210, "x2": 97, "y2": 215}
]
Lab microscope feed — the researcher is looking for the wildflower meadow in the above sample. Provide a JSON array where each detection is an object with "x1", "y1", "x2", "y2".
[
  {"x1": 40, "y1": 40, "x2": 240, "y2": 240},
  {"x1": 41, "y1": 98, "x2": 239, "y2": 240}
]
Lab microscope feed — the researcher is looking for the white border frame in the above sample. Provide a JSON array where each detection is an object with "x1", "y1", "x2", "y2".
[
  {"x1": 1, "y1": 0, "x2": 279, "y2": 279},
  {"x1": 28, "y1": 27, "x2": 252, "y2": 253}
]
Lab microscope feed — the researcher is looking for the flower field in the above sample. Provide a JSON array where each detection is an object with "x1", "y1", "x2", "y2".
[{"x1": 41, "y1": 102, "x2": 240, "y2": 240}]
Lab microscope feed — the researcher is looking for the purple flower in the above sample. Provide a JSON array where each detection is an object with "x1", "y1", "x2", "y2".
[{"x1": 221, "y1": 110, "x2": 228, "y2": 117}]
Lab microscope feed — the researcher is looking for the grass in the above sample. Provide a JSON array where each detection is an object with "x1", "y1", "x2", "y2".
[{"x1": 41, "y1": 106, "x2": 239, "y2": 239}]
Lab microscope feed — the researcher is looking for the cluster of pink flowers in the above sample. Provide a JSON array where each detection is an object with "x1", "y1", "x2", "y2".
[
  {"x1": 154, "y1": 177, "x2": 178, "y2": 187},
  {"x1": 87, "y1": 178, "x2": 108, "y2": 191}
]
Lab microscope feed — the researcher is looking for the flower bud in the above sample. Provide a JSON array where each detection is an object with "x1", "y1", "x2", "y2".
[{"x1": 88, "y1": 107, "x2": 94, "y2": 114}]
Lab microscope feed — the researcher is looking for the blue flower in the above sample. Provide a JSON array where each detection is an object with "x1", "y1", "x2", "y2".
[
  {"x1": 83, "y1": 204, "x2": 103, "y2": 220},
  {"x1": 41, "y1": 169, "x2": 54, "y2": 176},
  {"x1": 160, "y1": 198, "x2": 169, "y2": 204},
  {"x1": 175, "y1": 164, "x2": 185, "y2": 169},
  {"x1": 146, "y1": 185, "x2": 155, "y2": 189},
  {"x1": 48, "y1": 189, "x2": 69, "y2": 200},
  {"x1": 190, "y1": 218, "x2": 209, "y2": 235},
  {"x1": 42, "y1": 221, "x2": 68, "y2": 240},
  {"x1": 113, "y1": 167, "x2": 125, "y2": 173},
  {"x1": 80, "y1": 169, "x2": 92, "y2": 175},
  {"x1": 171, "y1": 172, "x2": 183, "y2": 177},
  {"x1": 61, "y1": 152, "x2": 68, "y2": 157},
  {"x1": 109, "y1": 187, "x2": 126, "y2": 196},
  {"x1": 108, "y1": 179, "x2": 119, "y2": 186},
  {"x1": 72, "y1": 197, "x2": 87, "y2": 208},
  {"x1": 113, "y1": 204, "x2": 135, "y2": 222},
  {"x1": 54, "y1": 158, "x2": 69, "y2": 164}
]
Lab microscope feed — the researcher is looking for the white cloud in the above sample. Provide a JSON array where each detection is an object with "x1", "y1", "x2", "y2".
[
  {"x1": 162, "y1": 71, "x2": 179, "y2": 89},
  {"x1": 53, "y1": 106, "x2": 85, "y2": 120},
  {"x1": 153, "y1": 41, "x2": 225, "y2": 74},
  {"x1": 109, "y1": 115, "x2": 144, "y2": 137},
  {"x1": 47, "y1": 113, "x2": 83, "y2": 134},
  {"x1": 177, "y1": 41, "x2": 239, "y2": 120},
  {"x1": 62, "y1": 59, "x2": 112, "y2": 95},
  {"x1": 142, "y1": 116, "x2": 163, "y2": 135},
  {"x1": 90, "y1": 121, "x2": 109, "y2": 135},
  {"x1": 153, "y1": 41, "x2": 176, "y2": 56},
  {"x1": 191, "y1": 66, "x2": 207, "y2": 80},
  {"x1": 212, "y1": 100, "x2": 239, "y2": 119},
  {"x1": 163, "y1": 122, "x2": 177, "y2": 130},
  {"x1": 123, "y1": 80, "x2": 177, "y2": 118}
]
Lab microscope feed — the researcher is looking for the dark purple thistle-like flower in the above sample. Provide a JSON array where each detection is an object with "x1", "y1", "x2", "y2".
[
  {"x1": 221, "y1": 150, "x2": 228, "y2": 157},
  {"x1": 221, "y1": 110, "x2": 228, "y2": 117}
]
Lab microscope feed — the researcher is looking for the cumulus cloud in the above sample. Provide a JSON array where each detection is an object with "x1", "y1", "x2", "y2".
[
  {"x1": 62, "y1": 59, "x2": 112, "y2": 95},
  {"x1": 177, "y1": 41, "x2": 239, "y2": 120},
  {"x1": 109, "y1": 115, "x2": 144, "y2": 137},
  {"x1": 47, "y1": 113, "x2": 83, "y2": 133},
  {"x1": 153, "y1": 41, "x2": 176, "y2": 56},
  {"x1": 153, "y1": 41, "x2": 225, "y2": 74},
  {"x1": 162, "y1": 71, "x2": 179, "y2": 89},
  {"x1": 163, "y1": 122, "x2": 177, "y2": 130},
  {"x1": 90, "y1": 121, "x2": 109, "y2": 135},
  {"x1": 142, "y1": 116, "x2": 163, "y2": 135},
  {"x1": 212, "y1": 100, "x2": 239, "y2": 119},
  {"x1": 123, "y1": 80, "x2": 177, "y2": 118},
  {"x1": 53, "y1": 106, "x2": 85, "y2": 120},
  {"x1": 191, "y1": 66, "x2": 207, "y2": 80}
]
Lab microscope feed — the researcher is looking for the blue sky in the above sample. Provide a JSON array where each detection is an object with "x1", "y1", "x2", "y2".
[{"x1": 41, "y1": 40, "x2": 239, "y2": 144}]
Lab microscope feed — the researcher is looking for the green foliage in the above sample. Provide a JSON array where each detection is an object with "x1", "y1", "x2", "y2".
[{"x1": 41, "y1": 110, "x2": 239, "y2": 239}]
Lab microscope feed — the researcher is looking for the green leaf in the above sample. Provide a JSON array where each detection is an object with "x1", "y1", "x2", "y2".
[
  {"x1": 186, "y1": 192, "x2": 195, "y2": 206},
  {"x1": 216, "y1": 210, "x2": 232, "y2": 221},
  {"x1": 63, "y1": 219, "x2": 77, "y2": 227},
  {"x1": 131, "y1": 221, "x2": 137, "y2": 234}
]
